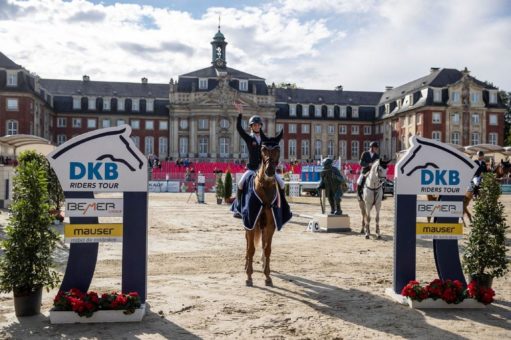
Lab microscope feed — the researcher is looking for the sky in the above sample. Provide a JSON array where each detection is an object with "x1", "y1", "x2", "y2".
[{"x1": 1, "y1": 0, "x2": 511, "y2": 92}]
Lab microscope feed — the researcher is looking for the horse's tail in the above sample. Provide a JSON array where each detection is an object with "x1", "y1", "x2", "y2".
[{"x1": 254, "y1": 224, "x2": 262, "y2": 248}]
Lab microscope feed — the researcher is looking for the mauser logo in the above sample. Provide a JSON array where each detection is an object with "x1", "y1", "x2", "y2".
[
  {"x1": 70, "y1": 162, "x2": 119, "y2": 180},
  {"x1": 416, "y1": 200, "x2": 463, "y2": 218},
  {"x1": 65, "y1": 198, "x2": 123, "y2": 217}
]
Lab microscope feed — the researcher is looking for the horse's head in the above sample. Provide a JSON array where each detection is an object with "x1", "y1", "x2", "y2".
[
  {"x1": 377, "y1": 159, "x2": 390, "y2": 179},
  {"x1": 260, "y1": 129, "x2": 283, "y2": 179}
]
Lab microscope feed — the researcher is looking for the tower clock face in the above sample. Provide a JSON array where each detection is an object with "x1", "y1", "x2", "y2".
[{"x1": 215, "y1": 59, "x2": 225, "y2": 68}]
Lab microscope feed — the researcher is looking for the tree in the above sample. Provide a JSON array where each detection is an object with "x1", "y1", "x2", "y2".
[
  {"x1": 463, "y1": 172, "x2": 509, "y2": 281},
  {"x1": 0, "y1": 150, "x2": 60, "y2": 296},
  {"x1": 499, "y1": 91, "x2": 511, "y2": 146},
  {"x1": 224, "y1": 171, "x2": 233, "y2": 200},
  {"x1": 215, "y1": 176, "x2": 224, "y2": 201},
  {"x1": 275, "y1": 82, "x2": 298, "y2": 89}
]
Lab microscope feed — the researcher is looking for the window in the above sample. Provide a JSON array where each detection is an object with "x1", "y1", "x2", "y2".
[
  {"x1": 352, "y1": 107, "x2": 359, "y2": 118},
  {"x1": 198, "y1": 119, "x2": 209, "y2": 130},
  {"x1": 451, "y1": 113, "x2": 460, "y2": 125},
  {"x1": 289, "y1": 124, "x2": 297, "y2": 133},
  {"x1": 470, "y1": 92, "x2": 479, "y2": 104},
  {"x1": 327, "y1": 106, "x2": 334, "y2": 118},
  {"x1": 239, "y1": 80, "x2": 248, "y2": 91},
  {"x1": 315, "y1": 140, "x2": 322, "y2": 158},
  {"x1": 328, "y1": 125, "x2": 334, "y2": 134},
  {"x1": 7, "y1": 71, "x2": 17, "y2": 86},
  {"x1": 351, "y1": 141, "x2": 359, "y2": 160},
  {"x1": 452, "y1": 91, "x2": 460, "y2": 103},
  {"x1": 6, "y1": 98, "x2": 18, "y2": 111},
  {"x1": 73, "y1": 97, "x2": 81, "y2": 109},
  {"x1": 145, "y1": 120, "x2": 154, "y2": 130},
  {"x1": 327, "y1": 140, "x2": 334, "y2": 157},
  {"x1": 432, "y1": 112, "x2": 441, "y2": 123},
  {"x1": 199, "y1": 137, "x2": 209, "y2": 156},
  {"x1": 131, "y1": 136, "x2": 140, "y2": 148},
  {"x1": 88, "y1": 97, "x2": 96, "y2": 110},
  {"x1": 434, "y1": 89, "x2": 442, "y2": 103},
  {"x1": 489, "y1": 91, "x2": 498, "y2": 104},
  {"x1": 339, "y1": 106, "x2": 347, "y2": 118},
  {"x1": 102, "y1": 119, "x2": 110, "y2": 128},
  {"x1": 219, "y1": 137, "x2": 230, "y2": 157},
  {"x1": 451, "y1": 132, "x2": 460, "y2": 145},
  {"x1": 146, "y1": 99, "x2": 154, "y2": 112},
  {"x1": 489, "y1": 133, "x2": 498, "y2": 145},
  {"x1": 144, "y1": 136, "x2": 154, "y2": 155},
  {"x1": 301, "y1": 124, "x2": 310, "y2": 134},
  {"x1": 117, "y1": 119, "x2": 125, "y2": 126},
  {"x1": 57, "y1": 134, "x2": 67, "y2": 145},
  {"x1": 351, "y1": 125, "x2": 359, "y2": 135},
  {"x1": 117, "y1": 98, "x2": 125, "y2": 111},
  {"x1": 87, "y1": 119, "x2": 96, "y2": 129},
  {"x1": 57, "y1": 117, "x2": 67, "y2": 127},
  {"x1": 276, "y1": 123, "x2": 284, "y2": 132},
  {"x1": 471, "y1": 113, "x2": 480, "y2": 125},
  {"x1": 432, "y1": 131, "x2": 441, "y2": 141},
  {"x1": 180, "y1": 119, "x2": 188, "y2": 129},
  {"x1": 315, "y1": 124, "x2": 321, "y2": 134},
  {"x1": 364, "y1": 125, "x2": 371, "y2": 135},
  {"x1": 159, "y1": 137, "x2": 168, "y2": 157},
  {"x1": 302, "y1": 105, "x2": 309, "y2": 117},
  {"x1": 489, "y1": 114, "x2": 498, "y2": 125},
  {"x1": 471, "y1": 132, "x2": 480, "y2": 145},
  {"x1": 339, "y1": 125, "x2": 347, "y2": 134},
  {"x1": 363, "y1": 140, "x2": 371, "y2": 150},
  {"x1": 339, "y1": 140, "x2": 347, "y2": 159},
  {"x1": 240, "y1": 140, "x2": 247, "y2": 156},
  {"x1": 131, "y1": 120, "x2": 140, "y2": 129},
  {"x1": 288, "y1": 139, "x2": 297, "y2": 157},
  {"x1": 220, "y1": 118, "x2": 229, "y2": 129},
  {"x1": 315, "y1": 105, "x2": 321, "y2": 117},
  {"x1": 72, "y1": 118, "x2": 82, "y2": 128},
  {"x1": 132, "y1": 99, "x2": 139, "y2": 111},
  {"x1": 199, "y1": 78, "x2": 208, "y2": 90},
  {"x1": 301, "y1": 140, "x2": 309, "y2": 157},
  {"x1": 6, "y1": 120, "x2": 18, "y2": 135},
  {"x1": 179, "y1": 137, "x2": 188, "y2": 157},
  {"x1": 159, "y1": 120, "x2": 168, "y2": 130},
  {"x1": 289, "y1": 104, "x2": 296, "y2": 117},
  {"x1": 103, "y1": 98, "x2": 111, "y2": 111}
]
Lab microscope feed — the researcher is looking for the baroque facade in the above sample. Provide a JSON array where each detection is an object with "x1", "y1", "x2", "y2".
[{"x1": 0, "y1": 29, "x2": 507, "y2": 162}]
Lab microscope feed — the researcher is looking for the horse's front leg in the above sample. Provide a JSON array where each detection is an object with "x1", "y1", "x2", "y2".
[
  {"x1": 358, "y1": 199, "x2": 366, "y2": 234},
  {"x1": 364, "y1": 202, "x2": 371, "y2": 239},
  {"x1": 245, "y1": 230, "x2": 256, "y2": 287},
  {"x1": 375, "y1": 191, "x2": 382, "y2": 239},
  {"x1": 262, "y1": 220, "x2": 275, "y2": 287}
]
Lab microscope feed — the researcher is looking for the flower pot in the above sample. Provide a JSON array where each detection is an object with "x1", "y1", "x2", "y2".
[
  {"x1": 13, "y1": 286, "x2": 43, "y2": 317},
  {"x1": 469, "y1": 274, "x2": 493, "y2": 289},
  {"x1": 407, "y1": 297, "x2": 485, "y2": 309},
  {"x1": 216, "y1": 198, "x2": 223, "y2": 204},
  {"x1": 50, "y1": 304, "x2": 146, "y2": 324}
]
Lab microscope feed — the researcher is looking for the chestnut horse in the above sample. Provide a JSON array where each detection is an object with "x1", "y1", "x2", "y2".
[
  {"x1": 494, "y1": 159, "x2": 511, "y2": 179},
  {"x1": 245, "y1": 132, "x2": 284, "y2": 287}
]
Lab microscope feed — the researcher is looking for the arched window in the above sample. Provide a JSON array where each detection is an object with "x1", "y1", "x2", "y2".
[
  {"x1": 322, "y1": 105, "x2": 328, "y2": 117},
  {"x1": 334, "y1": 105, "x2": 340, "y2": 117},
  {"x1": 309, "y1": 105, "x2": 315, "y2": 116},
  {"x1": 296, "y1": 104, "x2": 303, "y2": 116}
]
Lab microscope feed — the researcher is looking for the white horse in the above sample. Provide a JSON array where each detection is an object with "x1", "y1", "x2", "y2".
[{"x1": 358, "y1": 159, "x2": 389, "y2": 239}]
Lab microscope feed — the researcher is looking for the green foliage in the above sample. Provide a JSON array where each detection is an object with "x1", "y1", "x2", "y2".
[
  {"x1": 47, "y1": 166, "x2": 64, "y2": 211},
  {"x1": 215, "y1": 176, "x2": 224, "y2": 199},
  {"x1": 224, "y1": 171, "x2": 232, "y2": 200},
  {"x1": 463, "y1": 172, "x2": 509, "y2": 278},
  {"x1": 0, "y1": 151, "x2": 60, "y2": 295},
  {"x1": 275, "y1": 82, "x2": 298, "y2": 89},
  {"x1": 500, "y1": 91, "x2": 511, "y2": 146}
]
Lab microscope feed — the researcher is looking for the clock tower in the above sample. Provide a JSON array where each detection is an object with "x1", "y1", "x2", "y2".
[{"x1": 211, "y1": 26, "x2": 227, "y2": 69}]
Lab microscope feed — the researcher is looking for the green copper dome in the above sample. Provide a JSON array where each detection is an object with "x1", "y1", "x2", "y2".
[{"x1": 213, "y1": 30, "x2": 225, "y2": 41}]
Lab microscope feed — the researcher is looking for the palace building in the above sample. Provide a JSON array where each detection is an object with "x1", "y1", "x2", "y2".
[{"x1": 0, "y1": 29, "x2": 507, "y2": 162}]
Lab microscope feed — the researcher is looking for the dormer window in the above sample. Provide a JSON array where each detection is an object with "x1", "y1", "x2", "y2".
[
  {"x1": 239, "y1": 80, "x2": 248, "y2": 92},
  {"x1": 7, "y1": 71, "x2": 17, "y2": 86},
  {"x1": 88, "y1": 97, "x2": 96, "y2": 110},
  {"x1": 451, "y1": 91, "x2": 460, "y2": 103},
  {"x1": 118, "y1": 98, "x2": 125, "y2": 111},
  {"x1": 489, "y1": 91, "x2": 498, "y2": 104},
  {"x1": 352, "y1": 106, "x2": 359, "y2": 118},
  {"x1": 198, "y1": 78, "x2": 208, "y2": 90},
  {"x1": 433, "y1": 89, "x2": 442, "y2": 103},
  {"x1": 146, "y1": 99, "x2": 154, "y2": 112},
  {"x1": 315, "y1": 105, "x2": 321, "y2": 117},
  {"x1": 132, "y1": 98, "x2": 139, "y2": 111},
  {"x1": 470, "y1": 91, "x2": 479, "y2": 104},
  {"x1": 289, "y1": 104, "x2": 296, "y2": 117},
  {"x1": 73, "y1": 96, "x2": 81, "y2": 109},
  {"x1": 103, "y1": 97, "x2": 111, "y2": 111}
]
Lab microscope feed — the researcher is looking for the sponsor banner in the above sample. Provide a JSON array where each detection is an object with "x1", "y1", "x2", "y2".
[
  {"x1": 65, "y1": 198, "x2": 123, "y2": 217},
  {"x1": 416, "y1": 200, "x2": 463, "y2": 218},
  {"x1": 47, "y1": 125, "x2": 148, "y2": 192},
  {"x1": 64, "y1": 223, "x2": 123, "y2": 243},
  {"x1": 416, "y1": 222, "x2": 463, "y2": 239},
  {"x1": 396, "y1": 136, "x2": 477, "y2": 196},
  {"x1": 148, "y1": 181, "x2": 180, "y2": 193}
]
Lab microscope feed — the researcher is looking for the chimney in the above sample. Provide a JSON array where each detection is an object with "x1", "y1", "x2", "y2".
[
  {"x1": 83, "y1": 75, "x2": 90, "y2": 82},
  {"x1": 385, "y1": 86, "x2": 393, "y2": 91},
  {"x1": 430, "y1": 67, "x2": 440, "y2": 73},
  {"x1": 141, "y1": 77, "x2": 148, "y2": 84}
]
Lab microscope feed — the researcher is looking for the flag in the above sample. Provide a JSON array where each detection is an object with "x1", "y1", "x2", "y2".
[{"x1": 234, "y1": 101, "x2": 243, "y2": 113}]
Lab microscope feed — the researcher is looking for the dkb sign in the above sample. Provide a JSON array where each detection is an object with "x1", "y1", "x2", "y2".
[
  {"x1": 392, "y1": 136, "x2": 477, "y2": 293},
  {"x1": 47, "y1": 125, "x2": 148, "y2": 302}
]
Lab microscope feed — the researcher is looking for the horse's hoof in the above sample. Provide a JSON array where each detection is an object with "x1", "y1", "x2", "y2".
[
  {"x1": 365, "y1": 234, "x2": 370, "y2": 239},
  {"x1": 376, "y1": 234, "x2": 382, "y2": 240},
  {"x1": 246, "y1": 279, "x2": 253, "y2": 287},
  {"x1": 265, "y1": 279, "x2": 273, "y2": 287}
]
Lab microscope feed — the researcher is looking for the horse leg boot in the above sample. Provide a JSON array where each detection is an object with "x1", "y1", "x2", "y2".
[
  {"x1": 245, "y1": 231, "x2": 256, "y2": 287},
  {"x1": 262, "y1": 225, "x2": 275, "y2": 287},
  {"x1": 365, "y1": 204, "x2": 371, "y2": 239}
]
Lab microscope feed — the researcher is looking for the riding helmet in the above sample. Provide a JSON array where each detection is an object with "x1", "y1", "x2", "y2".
[
  {"x1": 321, "y1": 158, "x2": 333, "y2": 167},
  {"x1": 477, "y1": 150, "x2": 484, "y2": 157},
  {"x1": 249, "y1": 115, "x2": 263, "y2": 126},
  {"x1": 370, "y1": 141, "x2": 379, "y2": 148}
]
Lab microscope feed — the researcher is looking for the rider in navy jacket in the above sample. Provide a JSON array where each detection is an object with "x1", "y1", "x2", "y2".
[{"x1": 357, "y1": 141, "x2": 380, "y2": 199}]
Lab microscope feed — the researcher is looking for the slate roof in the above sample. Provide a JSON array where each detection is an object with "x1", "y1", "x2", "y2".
[
  {"x1": 179, "y1": 66, "x2": 264, "y2": 80},
  {"x1": 0, "y1": 52, "x2": 22, "y2": 69},
  {"x1": 39, "y1": 79, "x2": 169, "y2": 98},
  {"x1": 275, "y1": 88, "x2": 382, "y2": 106}
]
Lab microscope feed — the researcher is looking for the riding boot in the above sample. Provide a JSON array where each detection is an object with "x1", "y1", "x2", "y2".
[
  {"x1": 233, "y1": 187, "x2": 243, "y2": 218},
  {"x1": 328, "y1": 197, "x2": 335, "y2": 215},
  {"x1": 335, "y1": 201, "x2": 342, "y2": 215}
]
